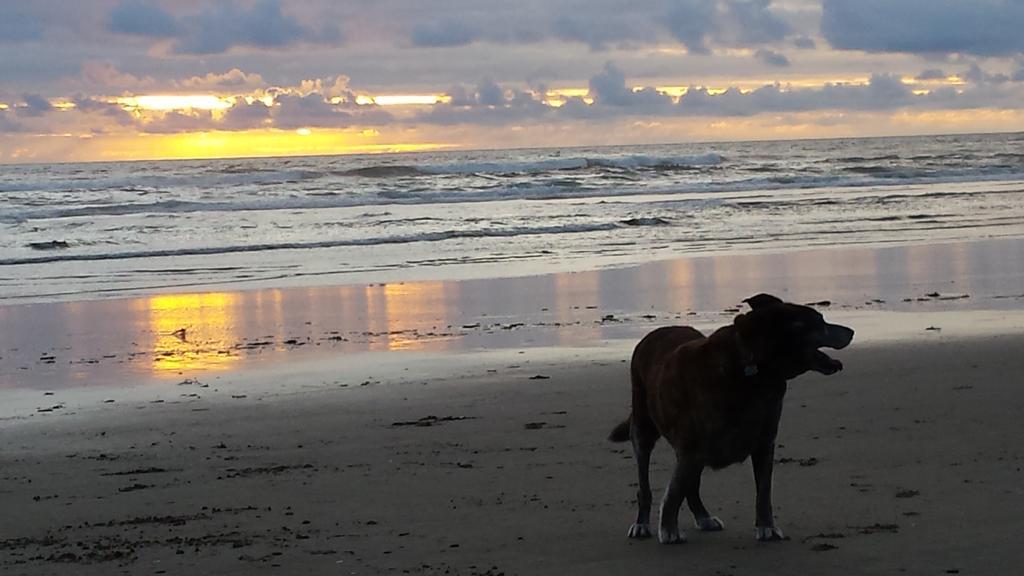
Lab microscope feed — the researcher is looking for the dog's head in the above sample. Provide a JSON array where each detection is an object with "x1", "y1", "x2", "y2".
[{"x1": 733, "y1": 293, "x2": 854, "y2": 379}]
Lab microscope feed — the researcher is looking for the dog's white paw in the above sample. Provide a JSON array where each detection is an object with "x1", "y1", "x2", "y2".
[
  {"x1": 695, "y1": 516, "x2": 725, "y2": 531},
  {"x1": 756, "y1": 526, "x2": 786, "y2": 541},
  {"x1": 658, "y1": 526, "x2": 687, "y2": 544},
  {"x1": 627, "y1": 523, "x2": 652, "y2": 539}
]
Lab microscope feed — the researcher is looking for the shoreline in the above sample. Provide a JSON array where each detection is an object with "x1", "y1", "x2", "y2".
[
  {"x1": 3, "y1": 236, "x2": 1024, "y2": 397},
  {"x1": 8, "y1": 231, "x2": 1024, "y2": 308}
]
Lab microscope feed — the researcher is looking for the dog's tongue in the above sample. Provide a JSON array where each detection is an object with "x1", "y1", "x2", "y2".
[{"x1": 811, "y1": 350, "x2": 843, "y2": 375}]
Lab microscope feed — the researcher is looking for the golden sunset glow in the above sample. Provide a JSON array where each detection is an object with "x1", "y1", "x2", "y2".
[
  {"x1": 69, "y1": 128, "x2": 447, "y2": 162},
  {"x1": 148, "y1": 292, "x2": 240, "y2": 374}
]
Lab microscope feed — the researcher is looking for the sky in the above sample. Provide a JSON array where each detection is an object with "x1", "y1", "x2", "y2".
[{"x1": 2, "y1": 0, "x2": 1024, "y2": 163}]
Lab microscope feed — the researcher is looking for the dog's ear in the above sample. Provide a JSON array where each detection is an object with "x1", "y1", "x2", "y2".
[{"x1": 743, "y1": 293, "x2": 784, "y2": 310}]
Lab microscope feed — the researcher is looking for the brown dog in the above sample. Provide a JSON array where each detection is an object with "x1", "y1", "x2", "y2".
[{"x1": 609, "y1": 293, "x2": 853, "y2": 544}]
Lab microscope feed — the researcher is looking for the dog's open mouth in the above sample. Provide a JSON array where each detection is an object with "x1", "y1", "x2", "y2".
[
  {"x1": 810, "y1": 322, "x2": 854, "y2": 374},
  {"x1": 810, "y1": 349, "x2": 843, "y2": 375}
]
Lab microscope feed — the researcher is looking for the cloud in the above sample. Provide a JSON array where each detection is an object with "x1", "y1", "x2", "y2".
[
  {"x1": 0, "y1": 7, "x2": 44, "y2": 43},
  {"x1": 1014, "y1": 62, "x2": 1024, "y2": 82},
  {"x1": 18, "y1": 94, "x2": 54, "y2": 117},
  {"x1": 961, "y1": 63, "x2": 1010, "y2": 85},
  {"x1": 915, "y1": 68, "x2": 948, "y2": 81},
  {"x1": 822, "y1": 0, "x2": 1024, "y2": 57},
  {"x1": 109, "y1": 0, "x2": 180, "y2": 37},
  {"x1": 411, "y1": 19, "x2": 477, "y2": 47},
  {"x1": 175, "y1": 1, "x2": 310, "y2": 54},
  {"x1": 755, "y1": 48, "x2": 790, "y2": 67},
  {"x1": 665, "y1": 0, "x2": 795, "y2": 54},
  {"x1": 403, "y1": 1, "x2": 799, "y2": 54},
  {"x1": 0, "y1": 111, "x2": 26, "y2": 133},
  {"x1": 551, "y1": 12, "x2": 652, "y2": 50},
  {"x1": 475, "y1": 78, "x2": 505, "y2": 106},
  {"x1": 70, "y1": 95, "x2": 136, "y2": 126},
  {"x1": 266, "y1": 90, "x2": 391, "y2": 131},
  {"x1": 269, "y1": 93, "x2": 349, "y2": 129},
  {"x1": 106, "y1": 0, "x2": 341, "y2": 55},
  {"x1": 79, "y1": 61, "x2": 157, "y2": 91},
  {"x1": 418, "y1": 79, "x2": 551, "y2": 125},
  {"x1": 220, "y1": 100, "x2": 273, "y2": 130},
  {"x1": 792, "y1": 35, "x2": 815, "y2": 49},
  {"x1": 665, "y1": 0, "x2": 718, "y2": 54},
  {"x1": 142, "y1": 110, "x2": 216, "y2": 134},
  {"x1": 413, "y1": 63, "x2": 1024, "y2": 127},
  {"x1": 723, "y1": 0, "x2": 790, "y2": 45},
  {"x1": 180, "y1": 69, "x2": 267, "y2": 91},
  {"x1": 588, "y1": 63, "x2": 673, "y2": 110}
]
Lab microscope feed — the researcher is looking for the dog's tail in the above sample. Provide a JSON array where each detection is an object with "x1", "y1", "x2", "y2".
[{"x1": 608, "y1": 417, "x2": 631, "y2": 442}]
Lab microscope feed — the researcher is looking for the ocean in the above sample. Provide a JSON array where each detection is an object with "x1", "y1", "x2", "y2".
[{"x1": 3, "y1": 132, "x2": 1024, "y2": 304}]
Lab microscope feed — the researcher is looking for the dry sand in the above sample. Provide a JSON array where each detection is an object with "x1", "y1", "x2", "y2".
[{"x1": 3, "y1": 330, "x2": 1023, "y2": 575}]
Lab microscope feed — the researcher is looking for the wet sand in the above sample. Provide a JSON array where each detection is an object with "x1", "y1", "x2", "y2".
[
  {"x1": 2, "y1": 332, "x2": 1024, "y2": 575},
  {"x1": 4, "y1": 236, "x2": 1024, "y2": 393}
]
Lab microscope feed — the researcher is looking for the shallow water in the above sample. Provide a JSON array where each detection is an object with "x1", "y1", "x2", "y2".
[{"x1": 3, "y1": 132, "x2": 1024, "y2": 303}]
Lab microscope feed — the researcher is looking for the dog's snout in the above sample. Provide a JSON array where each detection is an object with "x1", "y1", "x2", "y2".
[{"x1": 824, "y1": 323, "x2": 854, "y2": 349}]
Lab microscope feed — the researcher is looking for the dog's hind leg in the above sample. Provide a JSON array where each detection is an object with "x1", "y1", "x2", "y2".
[
  {"x1": 626, "y1": 415, "x2": 658, "y2": 539},
  {"x1": 686, "y1": 463, "x2": 725, "y2": 531}
]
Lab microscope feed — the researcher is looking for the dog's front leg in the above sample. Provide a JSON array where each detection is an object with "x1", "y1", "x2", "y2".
[
  {"x1": 751, "y1": 441, "x2": 785, "y2": 541},
  {"x1": 658, "y1": 451, "x2": 694, "y2": 544}
]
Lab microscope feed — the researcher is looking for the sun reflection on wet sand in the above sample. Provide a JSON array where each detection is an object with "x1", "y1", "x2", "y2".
[{"x1": 148, "y1": 292, "x2": 240, "y2": 375}]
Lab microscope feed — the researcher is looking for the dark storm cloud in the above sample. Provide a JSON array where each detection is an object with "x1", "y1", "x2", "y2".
[
  {"x1": 822, "y1": 0, "x2": 1024, "y2": 57},
  {"x1": 106, "y1": 0, "x2": 341, "y2": 54}
]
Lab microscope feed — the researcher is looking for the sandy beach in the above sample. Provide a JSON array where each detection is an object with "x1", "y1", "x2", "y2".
[
  {"x1": 2, "y1": 332, "x2": 1024, "y2": 575},
  {"x1": 3, "y1": 240, "x2": 1024, "y2": 575}
]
